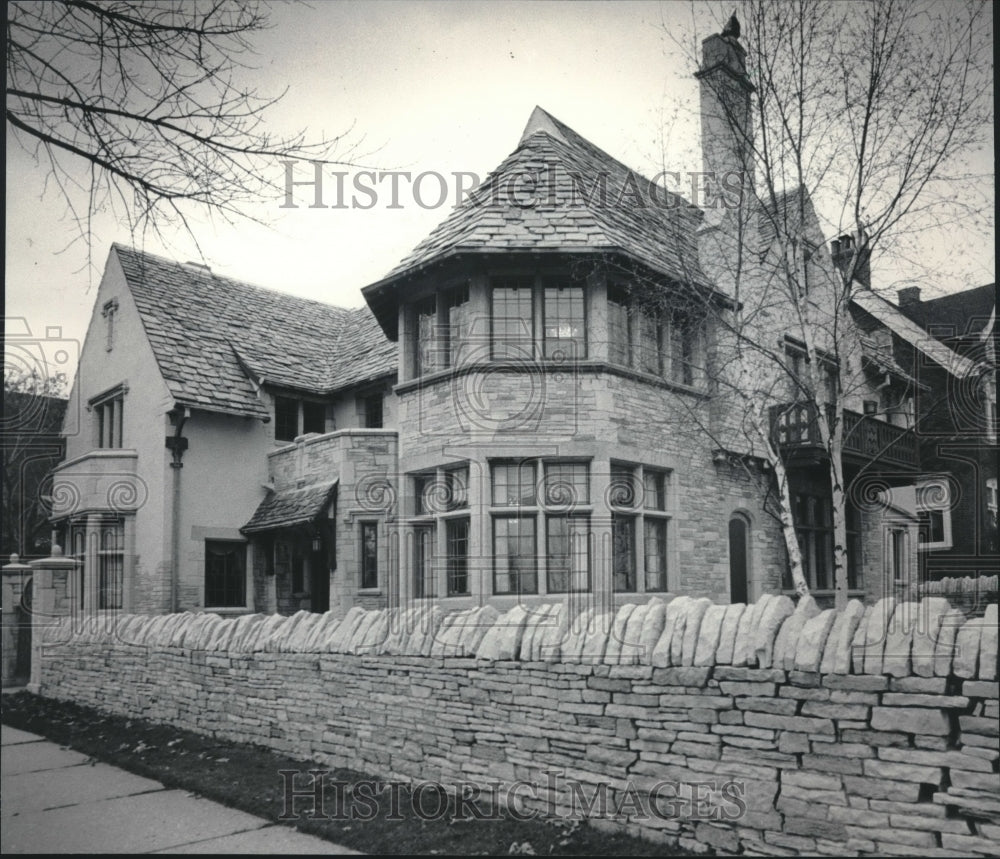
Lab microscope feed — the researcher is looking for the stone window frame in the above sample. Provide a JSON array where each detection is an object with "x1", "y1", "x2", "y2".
[
  {"x1": 413, "y1": 283, "x2": 472, "y2": 376},
  {"x1": 359, "y1": 521, "x2": 379, "y2": 590},
  {"x1": 916, "y1": 477, "x2": 953, "y2": 551},
  {"x1": 273, "y1": 394, "x2": 330, "y2": 442},
  {"x1": 606, "y1": 282, "x2": 707, "y2": 388},
  {"x1": 204, "y1": 539, "x2": 248, "y2": 609},
  {"x1": 608, "y1": 461, "x2": 672, "y2": 594},
  {"x1": 407, "y1": 463, "x2": 471, "y2": 598},
  {"x1": 489, "y1": 457, "x2": 594, "y2": 597},
  {"x1": 89, "y1": 383, "x2": 127, "y2": 449},
  {"x1": 102, "y1": 298, "x2": 119, "y2": 352}
]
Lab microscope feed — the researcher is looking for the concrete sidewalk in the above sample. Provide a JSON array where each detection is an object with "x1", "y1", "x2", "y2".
[{"x1": 1, "y1": 723, "x2": 359, "y2": 854}]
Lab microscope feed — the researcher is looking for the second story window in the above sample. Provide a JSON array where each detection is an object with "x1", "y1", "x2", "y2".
[
  {"x1": 275, "y1": 396, "x2": 329, "y2": 442},
  {"x1": 91, "y1": 386, "x2": 125, "y2": 449},
  {"x1": 274, "y1": 396, "x2": 299, "y2": 442},
  {"x1": 413, "y1": 285, "x2": 471, "y2": 376},
  {"x1": 363, "y1": 394, "x2": 383, "y2": 429},
  {"x1": 607, "y1": 284, "x2": 706, "y2": 387},
  {"x1": 491, "y1": 280, "x2": 534, "y2": 360},
  {"x1": 543, "y1": 285, "x2": 586, "y2": 359}
]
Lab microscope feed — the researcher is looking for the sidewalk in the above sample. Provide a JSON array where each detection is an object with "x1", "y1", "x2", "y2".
[{"x1": 1, "y1": 722, "x2": 359, "y2": 854}]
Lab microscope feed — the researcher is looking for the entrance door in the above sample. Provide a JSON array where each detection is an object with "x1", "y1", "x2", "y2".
[{"x1": 728, "y1": 516, "x2": 749, "y2": 603}]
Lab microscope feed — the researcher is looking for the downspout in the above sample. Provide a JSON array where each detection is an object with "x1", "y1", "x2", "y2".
[{"x1": 166, "y1": 407, "x2": 190, "y2": 613}]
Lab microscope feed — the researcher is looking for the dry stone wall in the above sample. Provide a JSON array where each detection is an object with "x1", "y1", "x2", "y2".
[{"x1": 38, "y1": 595, "x2": 999, "y2": 856}]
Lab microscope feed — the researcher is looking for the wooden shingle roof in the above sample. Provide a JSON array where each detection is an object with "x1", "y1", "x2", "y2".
[{"x1": 115, "y1": 245, "x2": 396, "y2": 419}]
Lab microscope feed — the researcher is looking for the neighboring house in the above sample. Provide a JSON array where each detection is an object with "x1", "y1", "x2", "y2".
[
  {"x1": 861, "y1": 283, "x2": 998, "y2": 578},
  {"x1": 50, "y1": 25, "x2": 994, "y2": 619}
]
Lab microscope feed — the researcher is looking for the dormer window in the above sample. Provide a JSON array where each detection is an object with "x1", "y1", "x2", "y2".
[{"x1": 102, "y1": 299, "x2": 119, "y2": 352}]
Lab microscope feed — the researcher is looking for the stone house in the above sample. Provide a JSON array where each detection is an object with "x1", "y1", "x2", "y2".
[{"x1": 49, "y1": 28, "x2": 994, "y2": 620}]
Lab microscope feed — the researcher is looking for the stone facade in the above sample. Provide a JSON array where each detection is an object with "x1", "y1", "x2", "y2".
[{"x1": 38, "y1": 596, "x2": 998, "y2": 856}]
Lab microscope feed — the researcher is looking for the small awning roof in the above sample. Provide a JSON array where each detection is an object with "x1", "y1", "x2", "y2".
[{"x1": 241, "y1": 480, "x2": 337, "y2": 534}]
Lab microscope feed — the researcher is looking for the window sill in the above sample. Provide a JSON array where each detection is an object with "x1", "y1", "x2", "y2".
[
  {"x1": 357, "y1": 587, "x2": 382, "y2": 595},
  {"x1": 204, "y1": 606, "x2": 253, "y2": 615},
  {"x1": 394, "y1": 361, "x2": 709, "y2": 399}
]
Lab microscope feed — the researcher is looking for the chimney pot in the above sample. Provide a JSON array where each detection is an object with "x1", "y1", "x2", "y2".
[{"x1": 898, "y1": 287, "x2": 921, "y2": 307}]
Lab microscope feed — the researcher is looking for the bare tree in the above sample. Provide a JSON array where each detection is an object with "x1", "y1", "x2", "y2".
[
  {"x1": 2, "y1": 368, "x2": 68, "y2": 560},
  {"x1": 6, "y1": 0, "x2": 359, "y2": 258},
  {"x1": 659, "y1": 0, "x2": 992, "y2": 607}
]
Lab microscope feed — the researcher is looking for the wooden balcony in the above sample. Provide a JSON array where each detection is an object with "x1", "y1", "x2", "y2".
[{"x1": 769, "y1": 402, "x2": 917, "y2": 470}]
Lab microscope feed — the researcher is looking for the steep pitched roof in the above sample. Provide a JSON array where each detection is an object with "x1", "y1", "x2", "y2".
[
  {"x1": 851, "y1": 289, "x2": 979, "y2": 380},
  {"x1": 114, "y1": 246, "x2": 396, "y2": 419},
  {"x1": 364, "y1": 107, "x2": 707, "y2": 336},
  {"x1": 898, "y1": 283, "x2": 996, "y2": 339}
]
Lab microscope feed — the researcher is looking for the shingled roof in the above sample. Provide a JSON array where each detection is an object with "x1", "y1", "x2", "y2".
[
  {"x1": 114, "y1": 245, "x2": 396, "y2": 419},
  {"x1": 363, "y1": 107, "x2": 707, "y2": 337},
  {"x1": 241, "y1": 480, "x2": 337, "y2": 533},
  {"x1": 898, "y1": 283, "x2": 996, "y2": 340}
]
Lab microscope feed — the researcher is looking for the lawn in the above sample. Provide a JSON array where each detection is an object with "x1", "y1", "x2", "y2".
[{"x1": 1, "y1": 691, "x2": 699, "y2": 855}]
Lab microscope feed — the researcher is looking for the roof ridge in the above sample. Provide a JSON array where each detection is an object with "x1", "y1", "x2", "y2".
[{"x1": 113, "y1": 244, "x2": 359, "y2": 316}]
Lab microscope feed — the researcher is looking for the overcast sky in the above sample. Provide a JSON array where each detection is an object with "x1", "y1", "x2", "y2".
[{"x1": 5, "y1": 1, "x2": 995, "y2": 384}]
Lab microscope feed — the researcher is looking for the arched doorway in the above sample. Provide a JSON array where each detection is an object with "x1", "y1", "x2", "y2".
[{"x1": 728, "y1": 515, "x2": 750, "y2": 604}]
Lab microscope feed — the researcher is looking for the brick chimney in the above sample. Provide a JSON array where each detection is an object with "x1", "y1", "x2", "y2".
[
  {"x1": 831, "y1": 233, "x2": 871, "y2": 289},
  {"x1": 695, "y1": 18, "x2": 755, "y2": 209},
  {"x1": 897, "y1": 286, "x2": 922, "y2": 308}
]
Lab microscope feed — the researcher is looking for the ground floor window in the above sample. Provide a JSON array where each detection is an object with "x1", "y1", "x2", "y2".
[
  {"x1": 609, "y1": 463, "x2": 671, "y2": 594},
  {"x1": 360, "y1": 522, "x2": 379, "y2": 589},
  {"x1": 493, "y1": 516, "x2": 537, "y2": 595},
  {"x1": 205, "y1": 540, "x2": 246, "y2": 607},
  {"x1": 446, "y1": 518, "x2": 470, "y2": 596},
  {"x1": 97, "y1": 519, "x2": 124, "y2": 610},
  {"x1": 789, "y1": 491, "x2": 862, "y2": 591},
  {"x1": 414, "y1": 526, "x2": 435, "y2": 598},
  {"x1": 546, "y1": 515, "x2": 590, "y2": 592}
]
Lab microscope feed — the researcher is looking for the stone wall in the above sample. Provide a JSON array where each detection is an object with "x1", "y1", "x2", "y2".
[{"x1": 37, "y1": 595, "x2": 998, "y2": 856}]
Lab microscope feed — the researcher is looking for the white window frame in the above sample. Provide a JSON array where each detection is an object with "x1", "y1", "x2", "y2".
[{"x1": 916, "y1": 478, "x2": 953, "y2": 551}]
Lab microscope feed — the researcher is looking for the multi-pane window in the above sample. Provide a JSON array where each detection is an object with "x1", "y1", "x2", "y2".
[
  {"x1": 493, "y1": 516, "x2": 537, "y2": 595},
  {"x1": 490, "y1": 459, "x2": 593, "y2": 595},
  {"x1": 606, "y1": 284, "x2": 706, "y2": 387},
  {"x1": 415, "y1": 296, "x2": 439, "y2": 376},
  {"x1": 205, "y1": 540, "x2": 246, "y2": 608},
  {"x1": 98, "y1": 519, "x2": 124, "y2": 610},
  {"x1": 360, "y1": 522, "x2": 379, "y2": 588},
  {"x1": 546, "y1": 516, "x2": 590, "y2": 592},
  {"x1": 543, "y1": 462, "x2": 589, "y2": 508},
  {"x1": 612, "y1": 514, "x2": 636, "y2": 592},
  {"x1": 446, "y1": 518, "x2": 470, "y2": 596},
  {"x1": 414, "y1": 286, "x2": 471, "y2": 377},
  {"x1": 795, "y1": 493, "x2": 832, "y2": 590},
  {"x1": 491, "y1": 281, "x2": 534, "y2": 360},
  {"x1": 608, "y1": 286, "x2": 631, "y2": 366},
  {"x1": 492, "y1": 462, "x2": 537, "y2": 507},
  {"x1": 93, "y1": 391, "x2": 124, "y2": 449},
  {"x1": 543, "y1": 286, "x2": 586, "y2": 359},
  {"x1": 609, "y1": 463, "x2": 670, "y2": 593},
  {"x1": 414, "y1": 526, "x2": 435, "y2": 599},
  {"x1": 410, "y1": 464, "x2": 470, "y2": 597},
  {"x1": 644, "y1": 519, "x2": 668, "y2": 591}
]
